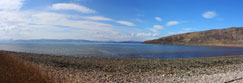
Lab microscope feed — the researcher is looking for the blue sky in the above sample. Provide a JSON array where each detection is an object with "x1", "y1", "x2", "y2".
[{"x1": 0, "y1": 0, "x2": 243, "y2": 41}]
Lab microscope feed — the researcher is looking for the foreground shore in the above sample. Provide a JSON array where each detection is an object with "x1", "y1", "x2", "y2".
[{"x1": 1, "y1": 51, "x2": 243, "y2": 82}]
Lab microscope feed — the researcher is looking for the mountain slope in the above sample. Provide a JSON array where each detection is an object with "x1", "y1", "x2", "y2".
[{"x1": 143, "y1": 27, "x2": 243, "y2": 47}]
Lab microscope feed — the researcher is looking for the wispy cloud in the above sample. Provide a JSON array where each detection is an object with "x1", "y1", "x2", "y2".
[
  {"x1": 155, "y1": 17, "x2": 162, "y2": 22},
  {"x1": 166, "y1": 21, "x2": 179, "y2": 26},
  {"x1": 0, "y1": 0, "x2": 24, "y2": 10},
  {"x1": 148, "y1": 25, "x2": 163, "y2": 32},
  {"x1": 134, "y1": 33, "x2": 158, "y2": 37},
  {"x1": 202, "y1": 11, "x2": 216, "y2": 19},
  {"x1": 0, "y1": 0, "x2": 155, "y2": 41},
  {"x1": 82, "y1": 16, "x2": 113, "y2": 21},
  {"x1": 50, "y1": 3, "x2": 96, "y2": 13},
  {"x1": 83, "y1": 16, "x2": 136, "y2": 26},
  {"x1": 31, "y1": 12, "x2": 114, "y2": 31},
  {"x1": 0, "y1": 10, "x2": 141, "y2": 40},
  {"x1": 116, "y1": 21, "x2": 135, "y2": 26}
]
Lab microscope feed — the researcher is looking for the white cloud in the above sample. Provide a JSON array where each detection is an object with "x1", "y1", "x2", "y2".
[
  {"x1": 0, "y1": 1, "x2": 156, "y2": 41},
  {"x1": 129, "y1": 32, "x2": 160, "y2": 40},
  {"x1": 82, "y1": 16, "x2": 113, "y2": 21},
  {"x1": 31, "y1": 12, "x2": 114, "y2": 31},
  {"x1": 0, "y1": 10, "x2": 33, "y2": 39},
  {"x1": 83, "y1": 16, "x2": 138, "y2": 27},
  {"x1": 166, "y1": 21, "x2": 179, "y2": 26},
  {"x1": 148, "y1": 25, "x2": 163, "y2": 33},
  {"x1": 0, "y1": 0, "x2": 24, "y2": 10},
  {"x1": 135, "y1": 33, "x2": 158, "y2": 37},
  {"x1": 116, "y1": 21, "x2": 135, "y2": 26},
  {"x1": 155, "y1": 17, "x2": 162, "y2": 22},
  {"x1": 0, "y1": 10, "x2": 119, "y2": 40},
  {"x1": 154, "y1": 25, "x2": 163, "y2": 29},
  {"x1": 0, "y1": 10, "x2": 144, "y2": 41},
  {"x1": 50, "y1": 3, "x2": 96, "y2": 13},
  {"x1": 202, "y1": 11, "x2": 216, "y2": 19}
]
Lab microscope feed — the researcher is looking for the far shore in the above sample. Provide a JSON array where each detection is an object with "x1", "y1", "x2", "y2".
[{"x1": 1, "y1": 50, "x2": 243, "y2": 82}]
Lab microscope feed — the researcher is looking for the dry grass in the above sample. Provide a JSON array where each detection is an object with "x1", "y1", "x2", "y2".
[{"x1": 0, "y1": 51, "x2": 66, "y2": 83}]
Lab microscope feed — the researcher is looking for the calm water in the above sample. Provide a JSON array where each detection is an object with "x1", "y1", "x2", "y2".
[{"x1": 1, "y1": 42, "x2": 243, "y2": 59}]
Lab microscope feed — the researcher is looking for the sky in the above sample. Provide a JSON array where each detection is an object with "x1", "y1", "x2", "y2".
[{"x1": 0, "y1": 0, "x2": 243, "y2": 41}]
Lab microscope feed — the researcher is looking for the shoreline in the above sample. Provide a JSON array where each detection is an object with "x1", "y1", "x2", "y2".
[
  {"x1": 1, "y1": 50, "x2": 243, "y2": 82},
  {"x1": 142, "y1": 43, "x2": 243, "y2": 48}
]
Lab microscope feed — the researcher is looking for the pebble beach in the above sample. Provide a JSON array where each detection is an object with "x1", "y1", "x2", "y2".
[{"x1": 1, "y1": 50, "x2": 243, "y2": 82}]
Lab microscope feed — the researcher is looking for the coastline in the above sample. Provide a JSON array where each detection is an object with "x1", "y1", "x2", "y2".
[
  {"x1": 142, "y1": 43, "x2": 243, "y2": 48},
  {"x1": 1, "y1": 50, "x2": 243, "y2": 82}
]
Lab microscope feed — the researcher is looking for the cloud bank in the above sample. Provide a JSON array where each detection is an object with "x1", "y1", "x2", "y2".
[{"x1": 0, "y1": 0, "x2": 154, "y2": 41}]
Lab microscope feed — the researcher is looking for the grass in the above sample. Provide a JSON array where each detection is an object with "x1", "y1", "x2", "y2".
[{"x1": 0, "y1": 51, "x2": 63, "y2": 83}]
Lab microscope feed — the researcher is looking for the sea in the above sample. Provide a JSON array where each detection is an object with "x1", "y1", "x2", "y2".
[{"x1": 1, "y1": 42, "x2": 243, "y2": 59}]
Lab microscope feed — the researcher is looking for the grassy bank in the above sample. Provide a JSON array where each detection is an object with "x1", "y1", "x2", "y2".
[
  {"x1": 0, "y1": 51, "x2": 55, "y2": 83},
  {"x1": 0, "y1": 51, "x2": 70, "y2": 83}
]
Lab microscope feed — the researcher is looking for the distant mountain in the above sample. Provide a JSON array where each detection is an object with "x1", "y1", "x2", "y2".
[
  {"x1": 0, "y1": 39, "x2": 141, "y2": 43},
  {"x1": 14, "y1": 39, "x2": 99, "y2": 43},
  {"x1": 143, "y1": 27, "x2": 243, "y2": 47},
  {"x1": 110, "y1": 41, "x2": 142, "y2": 43}
]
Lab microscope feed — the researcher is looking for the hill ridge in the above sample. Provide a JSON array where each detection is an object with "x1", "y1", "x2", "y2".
[{"x1": 143, "y1": 27, "x2": 243, "y2": 47}]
